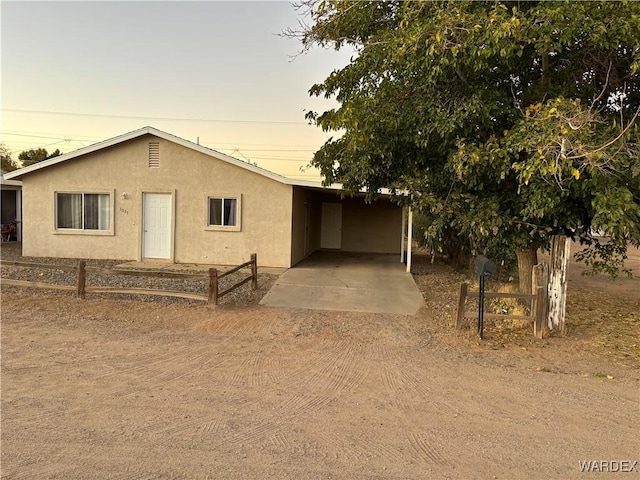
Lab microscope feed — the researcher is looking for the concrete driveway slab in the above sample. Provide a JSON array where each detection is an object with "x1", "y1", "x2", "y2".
[{"x1": 260, "y1": 252, "x2": 423, "y2": 315}]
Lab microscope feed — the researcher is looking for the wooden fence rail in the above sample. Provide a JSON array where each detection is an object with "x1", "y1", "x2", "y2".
[
  {"x1": 2, "y1": 254, "x2": 258, "y2": 306},
  {"x1": 1, "y1": 261, "x2": 79, "y2": 293},
  {"x1": 208, "y1": 253, "x2": 258, "y2": 306},
  {"x1": 455, "y1": 263, "x2": 548, "y2": 339},
  {"x1": 1, "y1": 260, "x2": 77, "y2": 272}
]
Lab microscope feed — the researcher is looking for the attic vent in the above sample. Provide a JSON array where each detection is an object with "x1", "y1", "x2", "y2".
[{"x1": 148, "y1": 142, "x2": 160, "y2": 168}]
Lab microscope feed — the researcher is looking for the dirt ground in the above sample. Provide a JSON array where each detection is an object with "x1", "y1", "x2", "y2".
[{"x1": 1, "y1": 244, "x2": 639, "y2": 479}]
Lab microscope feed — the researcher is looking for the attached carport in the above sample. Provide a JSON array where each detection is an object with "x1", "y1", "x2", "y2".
[
  {"x1": 289, "y1": 186, "x2": 404, "y2": 266},
  {"x1": 260, "y1": 251, "x2": 424, "y2": 315},
  {"x1": 289, "y1": 185, "x2": 416, "y2": 273}
]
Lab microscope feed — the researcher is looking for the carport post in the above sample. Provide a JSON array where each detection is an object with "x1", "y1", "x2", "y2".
[
  {"x1": 400, "y1": 207, "x2": 406, "y2": 263},
  {"x1": 406, "y1": 208, "x2": 413, "y2": 273}
]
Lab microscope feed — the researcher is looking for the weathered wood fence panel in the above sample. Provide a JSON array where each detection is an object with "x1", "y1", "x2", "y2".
[
  {"x1": 208, "y1": 253, "x2": 258, "y2": 306},
  {"x1": 1, "y1": 261, "x2": 77, "y2": 272},
  {"x1": 0, "y1": 279, "x2": 76, "y2": 292},
  {"x1": 1, "y1": 261, "x2": 78, "y2": 292},
  {"x1": 455, "y1": 263, "x2": 549, "y2": 339},
  {"x1": 1, "y1": 254, "x2": 258, "y2": 306}
]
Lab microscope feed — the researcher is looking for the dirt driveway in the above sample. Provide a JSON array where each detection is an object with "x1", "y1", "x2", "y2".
[{"x1": 2, "y1": 286, "x2": 638, "y2": 479}]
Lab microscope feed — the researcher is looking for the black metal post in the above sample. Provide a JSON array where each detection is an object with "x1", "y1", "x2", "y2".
[{"x1": 478, "y1": 274, "x2": 485, "y2": 339}]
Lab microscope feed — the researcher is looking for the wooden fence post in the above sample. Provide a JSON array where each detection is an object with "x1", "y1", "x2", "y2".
[
  {"x1": 77, "y1": 260, "x2": 86, "y2": 299},
  {"x1": 208, "y1": 268, "x2": 218, "y2": 306},
  {"x1": 532, "y1": 263, "x2": 549, "y2": 339},
  {"x1": 548, "y1": 235, "x2": 570, "y2": 334},
  {"x1": 251, "y1": 253, "x2": 258, "y2": 290},
  {"x1": 455, "y1": 282, "x2": 468, "y2": 329}
]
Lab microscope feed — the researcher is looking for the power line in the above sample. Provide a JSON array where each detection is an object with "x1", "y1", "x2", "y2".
[
  {"x1": 2, "y1": 108, "x2": 309, "y2": 126},
  {"x1": 2, "y1": 129, "x2": 324, "y2": 149},
  {"x1": 2, "y1": 131, "x2": 321, "y2": 158},
  {"x1": 1, "y1": 129, "x2": 321, "y2": 165},
  {"x1": 1, "y1": 132, "x2": 70, "y2": 141}
]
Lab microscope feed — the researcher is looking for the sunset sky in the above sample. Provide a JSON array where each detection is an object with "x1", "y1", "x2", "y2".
[{"x1": 1, "y1": 1, "x2": 352, "y2": 180}]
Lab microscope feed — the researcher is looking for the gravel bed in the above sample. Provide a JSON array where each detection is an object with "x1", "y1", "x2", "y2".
[{"x1": 0, "y1": 243, "x2": 278, "y2": 306}]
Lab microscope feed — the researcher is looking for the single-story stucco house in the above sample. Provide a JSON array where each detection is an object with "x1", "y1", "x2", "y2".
[{"x1": 4, "y1": 126, "x2": 408, "y2": 268}]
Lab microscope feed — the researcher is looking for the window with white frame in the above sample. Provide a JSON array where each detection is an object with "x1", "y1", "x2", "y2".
[
  {"x1": 207, "y1": 196, "x2": 239, "y2": 229},
  {"x1": 56, "y1": 193, "x2": 111, "y2": 231}
]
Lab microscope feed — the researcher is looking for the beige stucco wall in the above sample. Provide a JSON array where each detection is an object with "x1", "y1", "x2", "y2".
[
  {"x1": 340, "y1": 197, "x2": 402, "y2": 253},
  {"x1": 290, "y1": 187, "x2": 311, "y2": 266},
  {"x1": 21, "y1": 135, "x2": 295, "y2": 267}
]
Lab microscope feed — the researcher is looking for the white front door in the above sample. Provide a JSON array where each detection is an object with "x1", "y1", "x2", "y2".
[
  {"x1": 143, "y1": 193, "x2": 172, "y2": 259},
  {"x1": 321, "y1": 202, "x2": 342, "y2": 249}
]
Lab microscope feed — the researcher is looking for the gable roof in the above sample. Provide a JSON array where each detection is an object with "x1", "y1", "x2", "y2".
[{"x1": 3, "y1": 126, "x2": 325, "y2": 188}]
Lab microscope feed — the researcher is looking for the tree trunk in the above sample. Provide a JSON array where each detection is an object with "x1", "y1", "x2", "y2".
[
  {"x1": 516, "y1": 245, "x2": 538, "y2": 294},
  {"x1": 443, "y1": 227, "x2": 472, "y2": 270},
  {"x1": 548, "y1": 235, "x2": 570, "y2": 334},
  {"x1": 541, "y1": 51, "x2": 550, "y2": 89}
]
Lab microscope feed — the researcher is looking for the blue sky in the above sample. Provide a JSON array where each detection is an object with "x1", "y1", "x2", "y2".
[{"x1": 1, "y1": 1, "x2": 352, "y2": 179}]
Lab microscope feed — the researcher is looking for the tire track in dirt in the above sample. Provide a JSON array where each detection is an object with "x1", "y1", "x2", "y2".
[
  {"x1": 196, "y1": 419, "x2": 226, "y2": 435},
  {"x1": 269, "y1": 431, "x2": 293, "y2": 450},
  {"x1": 203, "y1": 309, "x2": 279, "y2": 337},
  {"x1": 134, "y1": 415, "x2": 216, "y2": 437},
  {"x1": 271, "y1": 342, "x2": 367, "y2": 414},
  {"x1": 267, "y1": 433, "x2": 326, "y2": 461},
  {"x1": 128, "y1": 342, "x2": 323, "y2": 440},
  {"x1": 107, "y1": 472, "x2": 173, "y2": 480},
  {"x1": 101, "y1": 340, "x2": 242, "y2": 399},
  {"x1": 5, "y1": 462, "x2": 72, "y2": 480},
  {"x1": 363, "y1": 343, "x2": 392, "y2": 362},
  {"x1": 122, "y1": 335, "x2": 296, "y2": 439},
  {"x1": 293, "y1": 341, "x2": 358, "y2": 391},
  {"x1": 381, "y1": 368, "x2": 411, "y2": 410},
  {"x1": 109, "y1": 351, "x2": 215, "y2": 398},
  {"x1": 92, "y1": 349, "x2": 185, "y2": 380},
  {"x1": 406, "y1": 432, "x2": 450, "y2": 465},
  {"x1": 226, "y1": 345, "x2": 285, "y2": 387},
  {"x1": 3, "y1": 398, "x2": 72, "y2": 428},
  {"x1": 215, "y1": 341, "x2": 371, "y2": 450},
  {"x1": 216, "y1": 421, "x2": 284, "y2": 449},
  {"x1": 216, "y1": 395, "x2": 334, "y2": 450},
  {"x1": 312, "y1": 429, "x2": 408, "y2": 464},
  {"x1": 114, "y1": 338, "x2": 367, "y2": 452},
  {"x1": 381, "y1": 366, "x2": 459, "y2": 414},
  {"x1": 274, "y1": 393, "x2": 334, "y2": 414},
  {"x1": 162, "y1": 340, "x2": 368, "y2": 451},
  {"x1": 309, "y1": 429, "x2": 450, "y2": 466},
  {"x1": 7, "y1": 347, "x2": 231, "y2": 438}
]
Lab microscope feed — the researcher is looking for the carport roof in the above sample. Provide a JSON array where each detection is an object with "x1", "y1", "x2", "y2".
[{"x1": 1, "y1": 170, "x2": 22, "y2": 187}]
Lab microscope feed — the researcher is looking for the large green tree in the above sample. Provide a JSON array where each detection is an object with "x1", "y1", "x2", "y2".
[
  {"x1": 301, "y1": 0, "x2": 640, "y2": 287},
  {"x1": 18, "y1": 147, "x2": 62, "y2": 168}
]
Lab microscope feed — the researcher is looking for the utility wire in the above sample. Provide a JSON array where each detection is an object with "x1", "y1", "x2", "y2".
[
  {"x1": 2, "y1": 108, "x2": 308, "y2": 125},
  {"x1": 2, "y1": 130, "x2": 323, "y2": 149}
]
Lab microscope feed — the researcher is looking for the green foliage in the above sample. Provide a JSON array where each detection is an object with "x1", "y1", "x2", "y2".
[
  {"x1": 18, "y1": 148, "x2": 62, "y2": 167},
  {"x1": 302, "y1": 0, "x2": 640, "y2": 276},
  {"x1": 1, "y1": 144, "x2": 18, "y2": 172}
]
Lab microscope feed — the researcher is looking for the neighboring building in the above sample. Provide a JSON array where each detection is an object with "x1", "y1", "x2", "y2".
[
  {"x1": 1, "y1": 170, "x2": 22, "y2": 242},
  {"x1": 4, "y1": 127, "x2": 403, "y2": 267}
]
